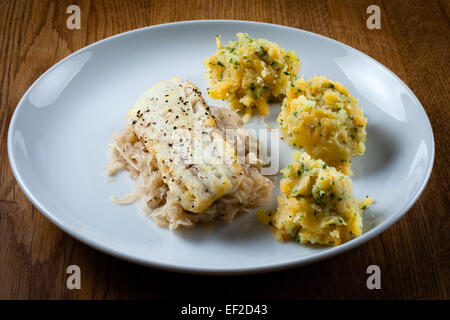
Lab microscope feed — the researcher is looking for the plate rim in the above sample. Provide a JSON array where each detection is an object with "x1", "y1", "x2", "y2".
[{"x1": 7, "y1": 19, "x2": 435, "y2": 275}]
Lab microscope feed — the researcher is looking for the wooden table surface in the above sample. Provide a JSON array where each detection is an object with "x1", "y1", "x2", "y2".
[{"x1": 0, "y1": 0, "x2": 448, "y2": 300}]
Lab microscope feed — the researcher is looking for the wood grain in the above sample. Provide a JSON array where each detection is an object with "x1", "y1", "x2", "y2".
[{"x1": 0, "y1": 0, "x2": 448, "y2": 299}]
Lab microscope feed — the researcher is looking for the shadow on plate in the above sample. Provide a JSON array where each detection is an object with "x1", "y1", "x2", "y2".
[
  {"x1": 173, "y1": 211, "x2": 272, "y2": 244},
  {"x1": 352, "y1": 125, "x2": 398, "y2": 177}
]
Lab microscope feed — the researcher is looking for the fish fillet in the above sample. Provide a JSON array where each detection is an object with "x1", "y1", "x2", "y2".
[{"x1": 126, "y1": 78, "x2": 245, "y2": 213}]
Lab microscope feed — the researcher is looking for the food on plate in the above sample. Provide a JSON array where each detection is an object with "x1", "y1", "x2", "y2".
[
  {"x1": 277, "y1": 76, "x2": 368, "y2": 175},
  {"x1": 258, "y1": 151, "x2": 373, "y2": 246},
  {"x1": 106, "y1": 78, "x2": 274, "y2": 229},
  {"x1": 204, "y1": 33, "x2": 300, "y2": 121}
]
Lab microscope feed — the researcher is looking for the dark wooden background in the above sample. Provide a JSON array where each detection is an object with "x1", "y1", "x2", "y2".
[{"x1": 0, "y1": 0, "x2": 448, "y2": 299}]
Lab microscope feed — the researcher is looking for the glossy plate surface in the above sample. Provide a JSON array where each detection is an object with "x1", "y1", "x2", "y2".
[{"x1": 8, "y1": 20, "x2": 434, "y2": 274}]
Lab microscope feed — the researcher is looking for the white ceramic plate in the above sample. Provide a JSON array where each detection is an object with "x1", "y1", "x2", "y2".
[{"x1": 8, "y1": 20, "x2": 434, "y2": 274}]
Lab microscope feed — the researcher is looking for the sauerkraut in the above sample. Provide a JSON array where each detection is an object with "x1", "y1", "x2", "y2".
[{"x1": 106, "y1": 107, "x2": 274, "y2": 230}]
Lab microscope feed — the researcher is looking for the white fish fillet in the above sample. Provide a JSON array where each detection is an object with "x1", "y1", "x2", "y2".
[{"x1": 126, "y1": 78, "x2": 245, "y2": 213}]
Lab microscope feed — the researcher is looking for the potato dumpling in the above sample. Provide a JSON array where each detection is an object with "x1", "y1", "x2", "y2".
[
  {"x1": 278, "y1": 76, "x2": 368, "y2": 175},
  {"x1": 258, "y1": 151, "x2": 373, "y2": 246},
  {"x1": 204, "y1": 33, "x2": 300, "y2": 121}
]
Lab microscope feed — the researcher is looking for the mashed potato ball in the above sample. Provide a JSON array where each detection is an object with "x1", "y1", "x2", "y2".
[
  {"x1": 258, "y1": 151, "x2": 373, "y2": 246},
  {"x1": 204, "y1": 33, "x2": 300, "y2": 121},
  {"x1": 278, "y1": 76, "x2": 368, "y2": 175}
]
